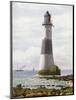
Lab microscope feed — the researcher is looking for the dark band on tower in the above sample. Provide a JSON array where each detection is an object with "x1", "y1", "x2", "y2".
[{"x1": 41, "y1": 38, "x2": 53, "y2": 54}]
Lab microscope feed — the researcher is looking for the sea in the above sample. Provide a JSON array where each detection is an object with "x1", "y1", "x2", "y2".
[{"x1": 13, "y1": 69, "x2": 73, "y2": 89}]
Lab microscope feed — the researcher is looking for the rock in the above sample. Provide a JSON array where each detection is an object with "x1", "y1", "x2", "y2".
[{"x1": 38, "y1": 65, "x2": 61, "y2": 75}]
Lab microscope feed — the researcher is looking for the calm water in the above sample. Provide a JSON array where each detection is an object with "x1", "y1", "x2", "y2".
[{"x1": 13, "y1": 70, "x2": 73, "y2": 89}]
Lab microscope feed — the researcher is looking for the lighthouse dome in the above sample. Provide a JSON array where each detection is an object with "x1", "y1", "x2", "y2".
[
  {"x1": 44, "y1": 11, "x2": 51, "y2": 17},
  {"x1": 43, "y1": 11, "x2": 52, "y2": 25}
]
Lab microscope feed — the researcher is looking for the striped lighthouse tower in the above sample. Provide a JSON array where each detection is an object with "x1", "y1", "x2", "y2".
[
  {"x1": 39, "y1": 11, "x2": 60, "y2": 75},
  {"x1": 39, "y1": 11, "x2": 54, "y2": 70}
]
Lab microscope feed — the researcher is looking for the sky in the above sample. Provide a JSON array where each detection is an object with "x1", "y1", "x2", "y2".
[{"x1": 12, "y1": 2, "x2": 73, "y2": 70}]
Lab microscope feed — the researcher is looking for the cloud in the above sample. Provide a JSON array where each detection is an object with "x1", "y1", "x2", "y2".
[
  {"x1": 13, "y1": 47, "x2": 40, "y2": 70},
  {"x1": 12, "y1": 2, "x2": 73, "y2": 70}
]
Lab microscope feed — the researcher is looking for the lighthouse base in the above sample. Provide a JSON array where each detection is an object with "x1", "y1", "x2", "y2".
[{"x1": 38, "y1": 65, "x2": 61, "y2": 75}]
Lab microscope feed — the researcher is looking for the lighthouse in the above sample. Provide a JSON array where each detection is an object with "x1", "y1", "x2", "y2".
[{"x1": 38, "y1": 11, "x2": 60, "y2": 75}]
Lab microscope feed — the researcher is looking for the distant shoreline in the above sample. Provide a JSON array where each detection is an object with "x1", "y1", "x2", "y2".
[{"x1": 13, "y1": 69, "x2": 73, "y2": 76}]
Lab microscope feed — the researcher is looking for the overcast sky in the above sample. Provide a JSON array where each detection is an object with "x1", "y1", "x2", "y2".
[{"x1": 12, "y1": 2, "x2": 73, "y2": 70}]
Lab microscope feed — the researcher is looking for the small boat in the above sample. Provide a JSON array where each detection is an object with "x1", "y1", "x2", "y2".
[
  {"x1": 15, "y1": 69, "x2": 24, "y2": 71},
  {"x1": 15, "y1": 65, "x2": 25, "y2": 72}
]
